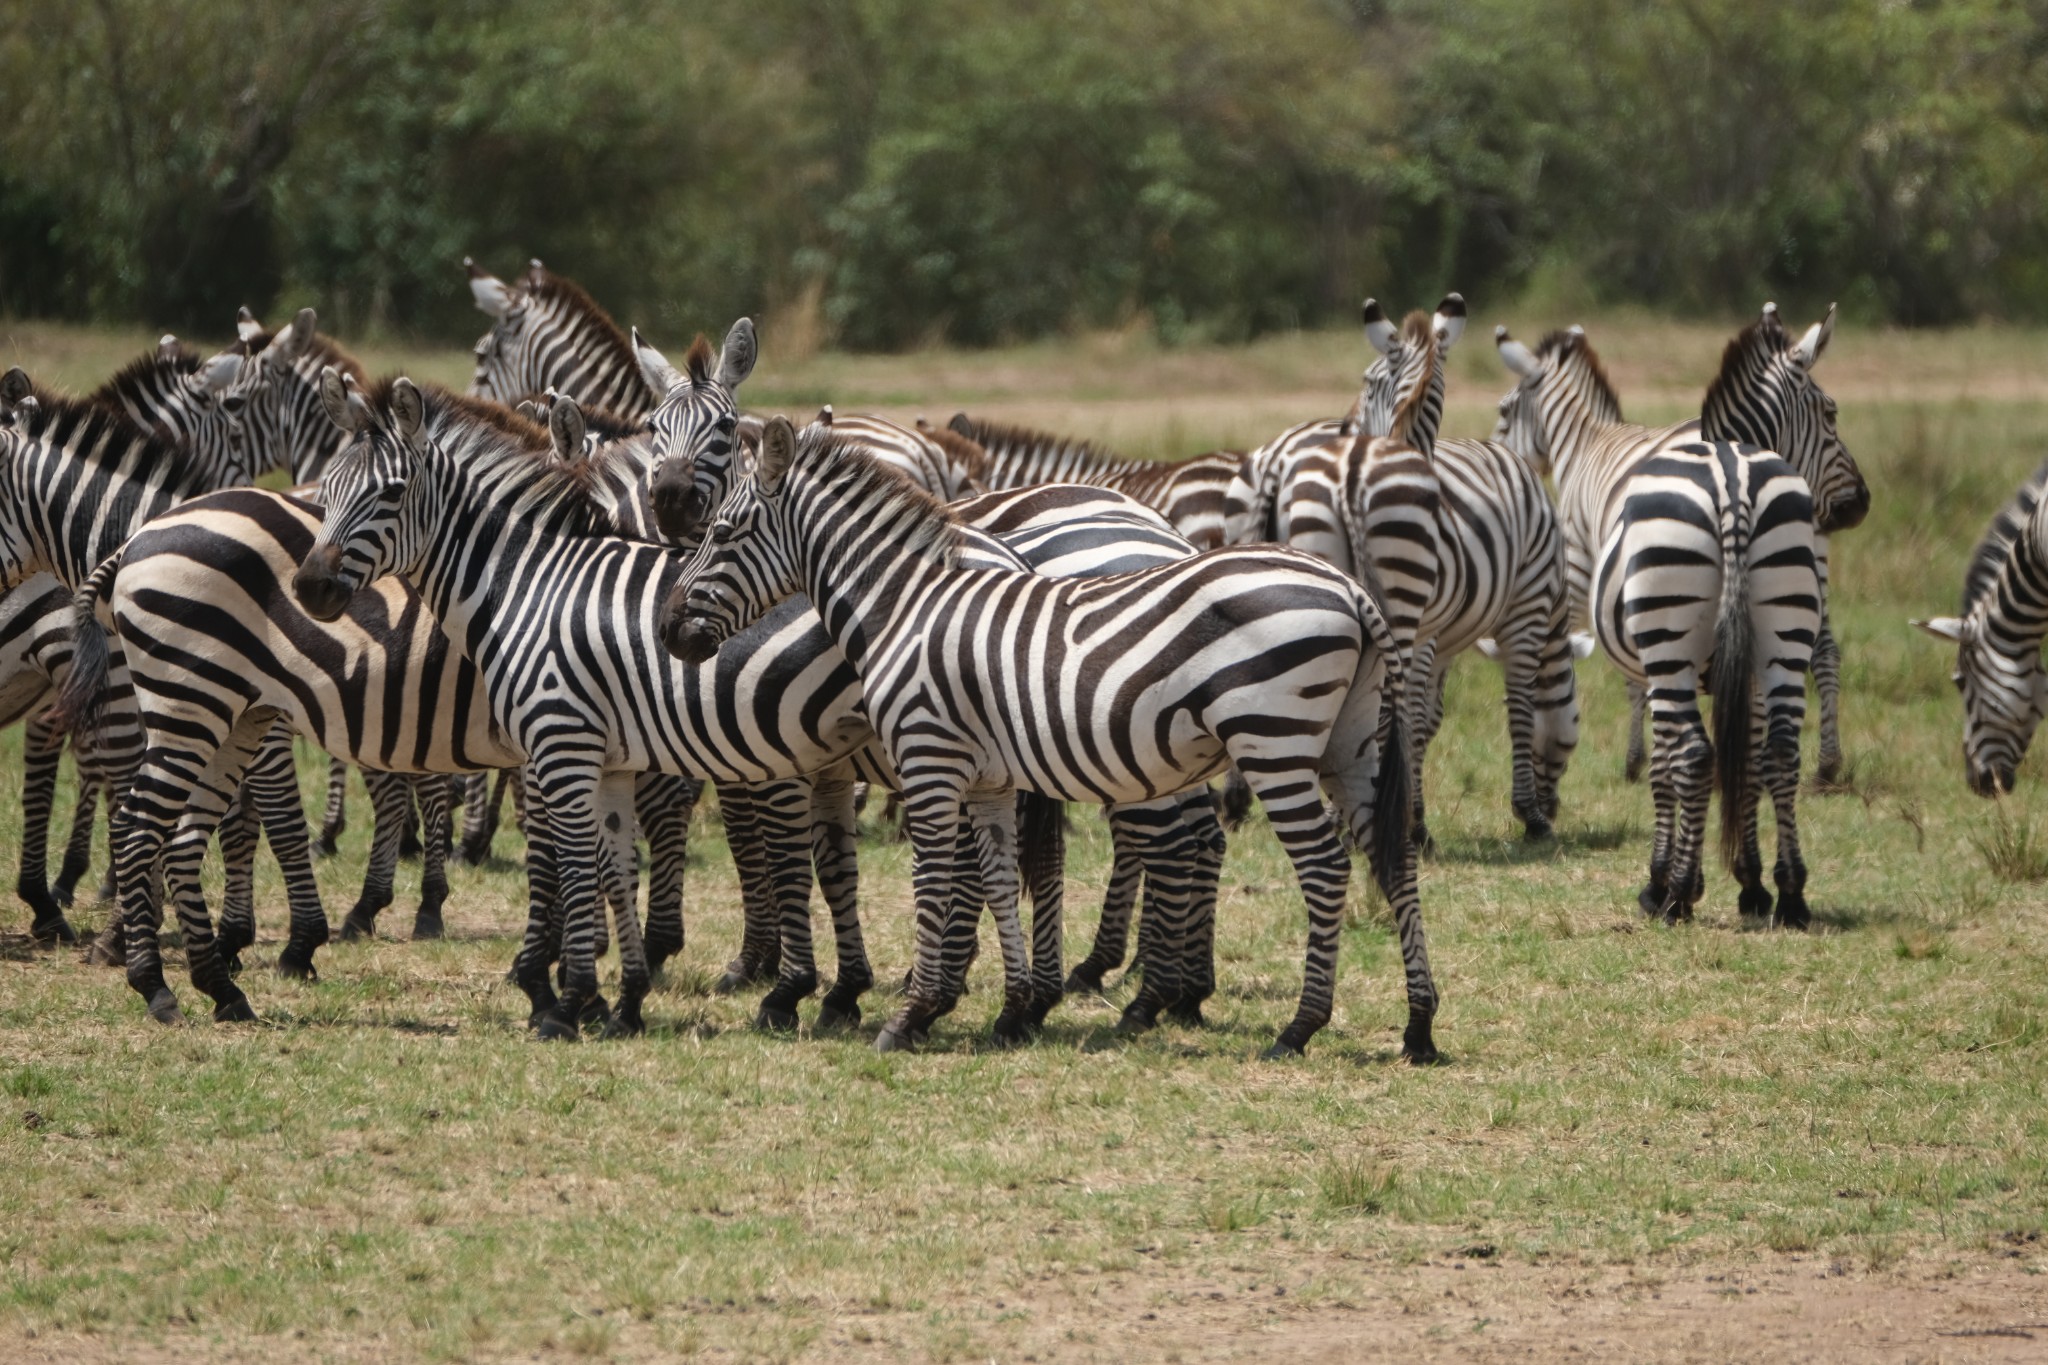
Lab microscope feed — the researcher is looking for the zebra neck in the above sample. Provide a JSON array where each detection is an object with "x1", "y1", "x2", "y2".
[{"x1": 789, "y1": 484, "x2": 967, "y2": 678}]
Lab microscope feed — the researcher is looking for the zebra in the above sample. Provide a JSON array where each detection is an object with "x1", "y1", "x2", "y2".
[
  {"x1": 1314, "y1": 294, "x2": 1585, "y2": 842},
  {"x1": 632, "y1": 324, "x2": 1240, "y2": 1029},
  {"x1": 467, "y1": 257, "x2": 660, "y2": 418},
  {"x1": 0, "y1": 367, "x2": 333, "y2": 990},
  {"x1": 662, "y1": 414, "x2": 1436, "y2": 1060},
  {"x1": 1910, "y1": 455, "x2": 2048, "y2": 796},
  {"x1": 1493, "y1": 326, "x2": 1823, "y2": 925},
  {"x1": 939, "y1": 414, "x2": 1246, "y2": 550}
]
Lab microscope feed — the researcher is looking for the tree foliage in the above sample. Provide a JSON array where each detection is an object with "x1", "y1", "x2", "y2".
[{"x1": 3, "y1": 0, "x2": 2045, "y2": 344}]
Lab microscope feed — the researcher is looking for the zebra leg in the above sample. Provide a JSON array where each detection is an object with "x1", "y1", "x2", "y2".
[
  {"x1": 243, "y1": 722, "x2": 331, "y2": 979},
  {"x1": 1168, "y1": 789, "x2": 1227, "y2": 1027},
  {"x1": 1407, "y1": 641, "x2": 1442, "y2": 853},
  {"x1": 1765, "y1": 709, "x2": 1811, "y2": 930},
  {"x1": 877, "y1": 784, "x2": 970, "y2": 1052},
  {"x1": 1812, "y1": 616, "x2": 1844, "y2": 787},
  {"x1": 1064, "y1": 824, "x2": 1143, "y2": 995},
  {"x1": 510, "y1": 787, "x2": 564, "y2": 1027},
  {"x1": 1327, "y1": 725, "x2": 1439, "y2": 1064},
  {"x1": 1247, "y1": 761, "x2": 1363, "y2": 1059},
  {"x1": 17, "y1": 710, "x2": 76, "y2": 943},
  {"x1": 714, "y1": 782, "x2": 782, "y2": 991},
  {"x1": 1018, "y1": 793, "x2": 1066, "y2": 1028},
  {"x1": 1522, "y1": 604, "x2": 1582, "y2": 833},
  {"x1": 531, "y1": 758, "x2": 606, "y2": 1042},
  {"x1": 1623, "y1": 680, "x2": 1650, "y2": 784},
  {"x1": 214, "y1": 783, "x2": 261, "y2": 973},
  {"x1": 1647, "y1": 674, "x2": 1713, "y2": 926},
  {"x1": 313, "y1": 758, "x2": 348, "y2": 857},
  {"x1": 595, "y1": 773, "x2": 651, "y2": 1035},
  {"x1": 1493, "y1": 624, "x2": 1550, "y2": 839},
  {"x1": 1732, "y1": 699, "x2": 1773, "y2": 921},
  {"x1": 340, "y1": 770, "x2": 409, "y2": 942},
  {"x1": 932, "y1": 820, "x2": 986, "y2": 1006},
  {"x1": 53, "y1": 762, "x2": 105, "y2": 908},
  {"x1": 413, "y1": 775, "x2": 452, "y2": 940},
  {"x1": 144, "y1": 719, "x2": 270, "y2": 1024},
  {"x1": 397, "y1": 777, "x2": 425, "y2": 861},
  {"x1": 454, "y1": 770, "x2": 501, "y2": 865},
  {"x1": 812, "y1": 773, "x2": 873, "y2": 1029},
  {"x1": 636, "y1": 773, "x2": 698, "y2": 975},
  {"x1": 1109, "y1": 800, "x2": 1195, "y2": 1035},
  {"x1": 752, "y1": 778, "x2": 823, "y2": 1032},
  {"x1": 966, "y1": 791, "x2": 1035, "y2": 1048}
]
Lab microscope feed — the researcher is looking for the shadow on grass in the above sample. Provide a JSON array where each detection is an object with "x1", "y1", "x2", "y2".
[{"x1": 1428, "y1": 820, "x2": 1639, "y2": 866}]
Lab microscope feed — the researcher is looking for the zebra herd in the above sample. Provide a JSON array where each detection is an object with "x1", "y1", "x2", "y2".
[{"x1": 1, "y1": 255, "x2": 1925, "y2": 1062}]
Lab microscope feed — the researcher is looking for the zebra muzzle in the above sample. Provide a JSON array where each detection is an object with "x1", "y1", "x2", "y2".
[
  {"x1": 293, "y1": 545, "x2": 354, "y2": 621},
  {"x1": 649, "y1": 466, "x2": 704, "y2": 540}
]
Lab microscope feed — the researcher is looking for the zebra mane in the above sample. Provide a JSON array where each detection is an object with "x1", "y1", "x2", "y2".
[
  {"x1": 1700, "y1": 309, "x2": 1792, "y2": 436},
  {"x1": 360, "y1": 378, "x2": 619, "y2": 537},
  {"x1": 1398, "y1": 310, "x2": 1433, "y2": 350},
  {"x1": 915, "y1": 421, "x2": 990, "y2": 483},
  {"x1": 949, "y1": 414, "x2": 1121, "y2": 470},
  {"x1": 682, "y1": 334, "x2": 717, "y2": 385},
  {"x1": 570, "y1": 401, "x2": 648, "y2": 446},
  {"x1": 1963, "y1": 456, "x2": 2048, "y2": 615},
  {"x1": 1384, "y1": 315, "x2": 1439, "y2": 449},
  {"x1": 1535, "y1": 328, "x2": 1623, "y2": 420},
  {"x1": 244, "y1": 324, "x2": 367, "y2": 382},
  {"x1": 798, "y1": 424, "x2": 963, "y2": 565},
  {"x1": 5, "y1": 377, "x2": 215, "y2": 485},
  {"x1": 90, "y1": 341, "x2": 203, "y2": 409},
  {"x1": 528, "y1": 267, "x2": 640, "y2": 381}
]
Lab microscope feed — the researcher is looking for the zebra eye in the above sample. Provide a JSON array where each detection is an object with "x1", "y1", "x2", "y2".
[
  {"x1": 710, "y1": 520, "x2": 735, "y2": 543},
  {"x1": 222, "y1": 395, "x2": 246, "y2": 416}
]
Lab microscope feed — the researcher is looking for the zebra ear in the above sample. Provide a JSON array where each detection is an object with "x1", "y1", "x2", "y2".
[
  {"x1": 388, "y1": 378, "x2": 427, "y2": 448},
  {"x1": 756, "y1": 415, "x2": 797, "y2": 494},
  {"x1": 282, "y1": 308, "x2": 318, "y2": 359},
  {"x1": 1433, "y1": 293, "x2": 1467, "y2": 350},
  {"x1": 1569, "y1": 631, "x2": 1597, "y2": 660},
  {"x1": 1794, "y1": 303, "x2": 1837, "y2": 371},
  {"x1": 1497, "y1": 327, "x2": 1539, "y2": 379},
  {"x1": 1362, "y1": 299, "x2": 1397, "y2": 356},
  {"x1": 716, "y1": 317, "x2": 757, "y2": 391},
  {"x1": 515, "y1": 399, "x2": 544, "y2": 425},
  {"x1": 468, "y1": 258, "x2": 518, "y2": 318},
  {"x1": 1, "y1": 366, "x2": 32, "y2": 409},
  {"x1": 548, "y1": 394, "x2": 586, "y2": 460},
  {"x1": 633, "y1": 327, "x2": 682, "y2": 395},
  {"x1": 1911, "y1": 617, "x2": 1965, "y2": 643},
  {"x1": 236, "y1": 306, "x2": 265, "y2": 343},
  {"x1": 948, "y1": 412, "x2": 974, "y2": 438},
  {"x1": 197, "y1": 351, "x2": 242, "y2": 394},
  {"x1": 157, "y1": 334, "x2": 181, "y2": 363},
  {"x1": 319, "y1": 367, "x2": 361, "y2": 433}
]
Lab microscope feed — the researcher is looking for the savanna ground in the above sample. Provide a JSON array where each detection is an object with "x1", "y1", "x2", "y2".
[{"x1": 3, "y1": 311, "x2": 2048, "y2": 1361}]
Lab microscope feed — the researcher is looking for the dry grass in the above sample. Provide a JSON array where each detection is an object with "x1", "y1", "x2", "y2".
[{"x1": 2, "y1": 314, "x2": 2047, "y2": 1359}]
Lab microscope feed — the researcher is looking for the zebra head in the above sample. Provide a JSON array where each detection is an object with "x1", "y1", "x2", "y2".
[
  {"x1": 1492, "y1": 325, "x2": 1619, "y2": 481},
  {"x1": 294, "y1": 369, "x2": 427, "y2": 621},
  {"x1": 1913, "y1": 612, "x2": 2043, "y2": 797},
  {"x1": 1703, "y1": 302, "x2": 1868, "y2": 534},
  {"x1": 217, "y1": 307, "x2": 324, "y2": 480},
  {"x1": 465, "y1": 257, "x2": 535, "y2": 404},
  {"x1": 661, "y1": 413, "x2": 807, "y2": 664},
  {"x1": 640, "y1": 318, "x2": 757, "y2": 541},
  {"x1": 1355, "y1": 293, "x2": 1463, "y2": 455},
  {"x1": 0, "y1": 367, "x2": 38, "y2": 586}
]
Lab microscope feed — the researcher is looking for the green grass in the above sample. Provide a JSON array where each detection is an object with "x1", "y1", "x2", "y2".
[{"x1": 2, "y1": 318, "x2": 2048, "y2": 1358}]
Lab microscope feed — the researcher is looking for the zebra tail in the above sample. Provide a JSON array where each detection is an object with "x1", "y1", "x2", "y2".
[
  {"x1": 1370, "y1": 701, "x2": 1415, "y2": 903},
  {"x1": 1016, "y1": 791, "x2": 1066, "y2": 909},
  {"x1": 1712, "y1": 500, "x2": 1755, "y2": 876},
  {"x1": 48, "y1": 548, "x2": 123, "y2": 735}
]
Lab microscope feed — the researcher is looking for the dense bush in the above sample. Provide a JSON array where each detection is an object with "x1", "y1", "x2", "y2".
[{"x1": 3, "y1": 0, "x2": 2045, "y2": 345}]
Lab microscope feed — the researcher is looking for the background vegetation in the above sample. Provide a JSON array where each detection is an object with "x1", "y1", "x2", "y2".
[{"x1": 5, "y1": 0, "x2": 2047, "y2": 349}]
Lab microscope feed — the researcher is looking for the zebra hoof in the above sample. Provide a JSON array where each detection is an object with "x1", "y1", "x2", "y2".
[
  {"x1": 1636, "y1": 883, "x2": 1667, "y2": 917},
  {"x1": 1026, "y1": 989, "x2": 1064, "y2": 1028},
  {"x1": 145, "y1": 987, "x2": 184, "y2": 1025},
  {"x1": 535, "y1": 1010, "x2": 581, "y2": 1042},
  {"x1": 311, "y1": 834, "x2": 342, "y2": 859},
  {"x1": 1260, "y1": 1039, "x2": 1304, "y2": 1061},
  {"x1": 1816, "y1": 755, "x2": 1844, "y2": 787},
  {"x1": 1403, "y1": 1016, "x2": 1440, "y2": 1064},
  {"x1": 1775, "y1": 895, "x2": 1812, "y2": 932},
  {"x1": 755, "y1": 1003, "x2": 801, "y2": 1033},
  {"x1": 578, "y1": 994, "x2": 614, "y2": 1028},
  {"x1": 989, "y1": 1019, "x2": 1031, "y2": 1050},
  {"x1": 1063, "y1": 965, "x2": 1106, "y2": 996},
  {"x1": 814, "y1": 1000, "x2": 862, "y2": 1032},
  {"x1": 602, "y1": 1004, "x2": 646, "y2": 1038},
  {"x1": 1165, "y1": 1000, "x2": 1207, "y2": 1029},
  {"x1": 337, "y1": 910, "x2": 378, "y2": 943},
  {"x1": 1738, "y1": 885, "x2": 1774, "y2": 920},
  {"x1": 212, "y1": 992, "x2": 258, "y2": 1024},
  {"x1": 84, "y1": 924, "x2": 124, "y2": 967},
  {"x1": 275, "y1": 951, "x2": 318, "y2": 983},
  {"x1": 1115, "y1": 1002, "x2": 1159, "y2": 1036},
  {"x1": 411, "y1": 912, "x2": 445, "y2": 942},
  {"x1": 1520, "y1": 819, "x2": 1554, "y2": 842},
  {"x1": 28, "y1": 913, "x2": 78, "y2": 946},
  {"x1": 873, "y1": 1026, "x2": 915, "y2": 1053},
  {"x1": 1414, "y1": 825, "x2": 1437, "y2": 858}
]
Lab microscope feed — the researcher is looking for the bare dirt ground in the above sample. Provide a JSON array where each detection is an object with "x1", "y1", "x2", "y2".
[{"x1": 8, "y1": 1258, "x2": 2044, "y2": 1363}]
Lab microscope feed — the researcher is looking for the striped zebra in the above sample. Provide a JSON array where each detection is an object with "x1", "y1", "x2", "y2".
[
  {"x1": 662, "y1": 415, "x2": 1436, "y2": 1060},
  {"x1": 631, "y1": 325, "x2": 1239, "y2": 1029},
  {"x1": 468, "y1": 258, "x2": 659, "y2": 417},
  {"x1": 0, "y1": 368, "x2": 332, "y2": 991},
  {"x1": 939, "y1": 414, "x2": 1245, "y2": 550},
  {"x1": 1493, "y1": 327, "x2": 1823, "y2": 925},
  {"x1": 1322, "y1": 295, "x2": 1585, "y2": 842},
  {"x1": 1910, "y1": 456, "x2": 2048, "y2": 795}
]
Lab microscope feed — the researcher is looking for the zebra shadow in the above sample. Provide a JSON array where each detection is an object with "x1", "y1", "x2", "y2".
[{"x1": 1425, "y1": 820, "x2": 1639, "y2": 866}]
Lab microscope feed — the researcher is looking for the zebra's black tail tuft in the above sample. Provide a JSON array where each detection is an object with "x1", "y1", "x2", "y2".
[
  {"x1": 1370, "y1": 700, "x2": 1416, "y2": 902},
  {"x1": 1712, "y1": 491, "x2": 1756, "y2": 876},
  {"x1": 47, "y1": 549, "x2": 123, "y2": 735},
  {"x1": 1016, "y1": 791, "x2": 1066, "y2": 909}
]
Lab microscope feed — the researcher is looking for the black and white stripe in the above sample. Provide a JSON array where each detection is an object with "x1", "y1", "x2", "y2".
[{"x1": 663, "y1": 416, "x2": 1437, "y2": 1059}]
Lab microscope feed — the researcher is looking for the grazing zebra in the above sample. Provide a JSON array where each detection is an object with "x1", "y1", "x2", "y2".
[
  {"x1": 0, "y1": 368, "x2": 331, "y2": 996},
  {"x1": 1493, "y1": 327, "x2": 1823, "y2": 924},
  {"x1": 1911, "y1": 456, "x2": 2048, "y2": 796},
  {"x1": 940, "y1": 414, "x2": 1246, "y2": 550},
  {"x1": 662, "y1": 415, "x2": 1436, "y2": 1060},
  {"x1": 632, "y1": 326, "x2": 1240, "y2": 1029},
  {"x1": 1316, "y1": 294, "x2": 1585, "y2": 841}
]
